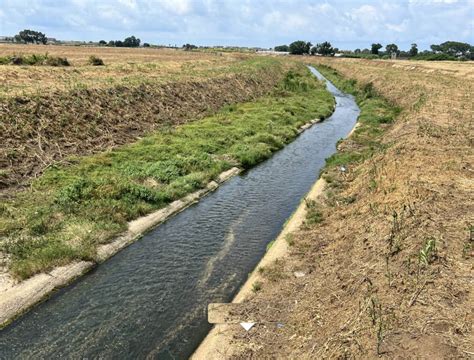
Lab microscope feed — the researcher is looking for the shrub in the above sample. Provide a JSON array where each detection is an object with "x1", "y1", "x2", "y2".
[
  {"x1": 44, "y1": 56, "x2": 70, "y2": 66},
  {"x1": 88, "y1": 55, "x2": 105, "y2": 66},
  {"x1": 0, "y1": 54, "x2": 70, "y2": 66}
]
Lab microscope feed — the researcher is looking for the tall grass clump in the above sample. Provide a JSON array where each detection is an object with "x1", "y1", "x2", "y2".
[{"x1": 88, "y1": 55, "x2": 105, "y2": 66}]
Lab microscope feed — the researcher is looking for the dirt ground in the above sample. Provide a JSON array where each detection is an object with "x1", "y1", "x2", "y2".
[{"x1": 220, "y1": 58, "x2": 473, "y2": 358}]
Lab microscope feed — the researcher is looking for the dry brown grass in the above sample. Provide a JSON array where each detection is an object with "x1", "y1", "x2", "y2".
[
  {"x1": 228, "y1": 58, "x2": 473, "y2": 359},
  {"x1": 0, "y1": 44, "x2": 250, "y2": 97},
  {"x1": 0, "y1": 45, "x2": 292, "y2": 190}
]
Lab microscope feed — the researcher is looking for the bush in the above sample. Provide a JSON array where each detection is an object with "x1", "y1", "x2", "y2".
[
  {"x1": 88, "y1": 55, "x2": 105, "y2": 66},
  {"x1": 44, "y1": 56, "x2": 70, "y2": 66},
  {"x1": 0, "y1": 54, "x2": 70, "y2": 66}
]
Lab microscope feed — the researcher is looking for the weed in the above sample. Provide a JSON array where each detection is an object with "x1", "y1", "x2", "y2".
[
  {"x1": 419, "y1": 238, "x2": 437, "y2": 266},
  {"x1": 305, "y1": 199, "x2": 324, "y2": 225},
  {"x1": 88, "y1": 55, "x2": 105, "y2": 66},
  {"x1": 252, "y1": 281, "x2": 262, "y2": 293},
  {"x1": 285, "y1": 233, "x2": 295, "y2": 246},
  {"x1": 266, "y1": 240, "x2": 275, "y2": 252}
]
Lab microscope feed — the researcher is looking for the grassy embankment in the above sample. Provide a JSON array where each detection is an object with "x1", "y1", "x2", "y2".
[{"x1": 0, "y1": 64, "x2": 334, "y2": 279}]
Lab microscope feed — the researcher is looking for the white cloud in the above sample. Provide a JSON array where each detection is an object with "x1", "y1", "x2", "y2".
[{"x1": 0, "y1": 0, "x2": 472, "y2": 49}]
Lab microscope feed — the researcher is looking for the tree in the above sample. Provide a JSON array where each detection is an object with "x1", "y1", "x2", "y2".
[
  {"x1": 385, "y1": 43, "x2": 399, "y2": 56},
  {"x1": 354, "y1": 48, "x2": 361, "y2": 54},
  {"x1": 409, "y1": 43, "x2": 418, "y2": 57},
  {"x1": 289, "y1": 40, "x2": 311, "y2": 55},
  {"x1": 99, "y1": 40, "x2": 107, "y2": 45},
  {"x1": 183, "y1": 43, "x2": 197, "y2": 51},
  {"x1": 108, "y1": 40, "x2": 115, "y2": 47},
  {"x1": 143, "y1": 43, "x2": 151, "y2": 47},
  {"x1": 274, "y1": 45, "x2": 289, "y2": 52},
  {"x1": 14, "y1": 29, "x2": 47, "y2": 44},
  {"x1": 430, "y1": 41, "x2": 471, "y2": 57},
  {"x1": 123, "y1": 36, "x2": 140, "y2": 47},
  {"x1": 311, "y1": 41, "x2": 335, "y2": 56},
  {"x1": 371, "y1": 43, "x2": 383, "y2": 55}
]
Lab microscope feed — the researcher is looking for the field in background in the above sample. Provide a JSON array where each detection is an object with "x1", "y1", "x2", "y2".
[{"x1": 0, "y1": 44, "x2": 254, "y2": 97}]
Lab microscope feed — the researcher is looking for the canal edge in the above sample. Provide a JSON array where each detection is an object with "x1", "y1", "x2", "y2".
[
  {"x1": 0, "y1": 113, "x2": 332, "y2": 330},
  {"x1": 192, "y1": 116, "x2": 358, "y2": 360}
]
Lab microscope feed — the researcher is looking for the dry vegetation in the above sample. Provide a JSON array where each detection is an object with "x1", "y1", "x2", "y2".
[
  {"x1": 0, "y1": 44, "x2": 290, "y2": 189},
  {"x1": 0, "y1": 44, "x2": 337, "y2": 281},
  {"x1": 226, "y1": 58, "x2": 473, "y2": 358}
]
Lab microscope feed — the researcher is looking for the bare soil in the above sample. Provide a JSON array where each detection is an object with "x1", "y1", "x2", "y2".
[{"x1": 218, "y1": 58, "x2": 473, "y2": 359}]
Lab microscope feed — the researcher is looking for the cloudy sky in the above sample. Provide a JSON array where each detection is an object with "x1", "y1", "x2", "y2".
[{"x1": 1, "y1": 0, "x2": 473, "y2": 50}]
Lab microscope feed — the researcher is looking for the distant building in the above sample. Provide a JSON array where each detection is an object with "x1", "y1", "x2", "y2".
[{"x1": 0, "y1": 36, "x2": 14, "y2": 43}]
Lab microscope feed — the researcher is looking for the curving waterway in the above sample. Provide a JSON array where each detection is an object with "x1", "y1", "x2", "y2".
[{"x1": 0, "y1": 67, "x2": 359, "y2": 359}]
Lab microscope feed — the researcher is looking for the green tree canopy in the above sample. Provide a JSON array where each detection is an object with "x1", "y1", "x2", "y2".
[
  {"x1": 409, "y1": 43, "x2": 418, "y2": 57},
  {"x1": 14, "y1": 29, "x2": 47, "y2": 44},
  {"x1": 289, "y1": 40, "x2": 312, "y2": 55},
  {"x1": 274, "y1": 45, "x2": 289, "y2": 52},
  {"x1": 123, "y1": 36, "x2": 140, "y2": 47},
  {"x1": 371, "y1": 43, "x2": 383, "y2": 55},
  {"x1": 311, "y1": 41, "x2": 335, "y2": 56},
  {"x1": 385, "y1": 43, "x2": 400, "y2": 56},
  {"x1": 430, "y1": 41, "x2": 471, "y2": 57}
]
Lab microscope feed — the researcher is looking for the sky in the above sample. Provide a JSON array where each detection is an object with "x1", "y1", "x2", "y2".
[{"x1": 0, "y1": 0, "x2": 473, "y2": 50}]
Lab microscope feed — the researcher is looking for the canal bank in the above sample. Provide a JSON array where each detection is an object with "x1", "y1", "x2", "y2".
[
  {"x1": 0, "y1": 66, "x2": 358, "y2": 359},
  {"x1": 192, "y1": 67, "x2": 360, "y2": 359}
]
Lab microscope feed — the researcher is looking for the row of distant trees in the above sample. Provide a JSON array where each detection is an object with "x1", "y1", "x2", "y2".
[
  {"x1": 99, "y1": 36, "x2": 141, "y2": 48},
  {"x1": 274, "y1": 41, "x2": 339, "y2": 56},
  {"x1": 275, "y1": 40, "x2": 473, "y2": 60}
]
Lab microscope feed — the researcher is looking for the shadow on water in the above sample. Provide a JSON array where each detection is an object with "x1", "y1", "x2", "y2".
[{"x1": 0, "y1": 67, "x2": 360, "y2": 360}]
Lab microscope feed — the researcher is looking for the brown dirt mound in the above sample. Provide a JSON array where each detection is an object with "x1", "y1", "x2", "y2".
[{"x1": 226, "y1": 59, "x2": 473, "y2": 359}]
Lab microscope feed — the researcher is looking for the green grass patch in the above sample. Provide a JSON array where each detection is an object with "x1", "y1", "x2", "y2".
[
  {"x1": 0, "y1": 64, "x2": 335, "y2": 279},
  {"x1": 316, "y1": 64, "x2": 400, "y2": 170}
]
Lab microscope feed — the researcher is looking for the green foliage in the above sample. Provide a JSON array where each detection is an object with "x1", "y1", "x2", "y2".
[
  {"x1": 316, "y1": 65, "x2": 399, "y2": 171},
  {"x1": 14, "y1": 29, "x2": 47, "y2": 44},
  {"x1": 430, "y1": 41, "x2": 472, "y2": 58},
  {"x1": 419, "y1": 238, "x2": 437, "y2": 266},
  {"x1": 183, "y1": 43, "x2": 197, "y2": 51},
  {"x1": 371, "y1": 43, "x2": 383, "y2": 55},
  {"x1": 409, "y1": 43, "x2": 418, "y2": 57},
  {"x1": 107, "y1": 36, "x2": 141, "y2": 47},
  {"x1": 311, "y1": 41, "x2": 335, "y2": 56},
  {"x1": 289, "y1": 40, "x2": 312, "y2": 55},
  {"x1": 274, "y1": 45, "x2": 289, "y2": 52},
  {"x1": 385, "y1": 43, "x2": 399, "y2": 56},
  {"x1": 1, "y1": 64, "x2": 335, "y2": 279},
  {"x1": 411, "y1": 53, "x2": 458, "y2": 61}
]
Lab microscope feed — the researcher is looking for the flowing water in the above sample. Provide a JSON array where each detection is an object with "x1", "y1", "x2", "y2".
[{"x1": 0, "y1": 67, "x2": 359, "y2": 359}]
